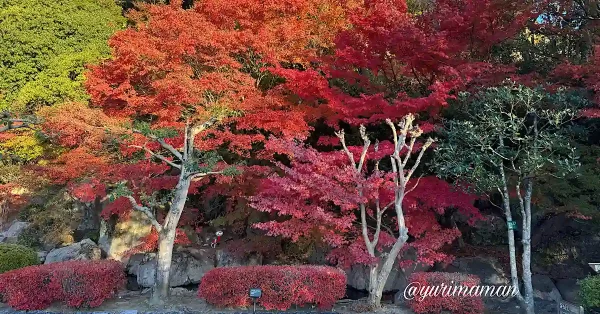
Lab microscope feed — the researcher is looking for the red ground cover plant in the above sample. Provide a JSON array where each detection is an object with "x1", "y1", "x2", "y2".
[
  {"x1": 198, "y1": 265, "x2": 346, "y2": 310},
  {"x1": 0, "y1": 260, "x2": 125, "y2": 310},
  {"x1": 407, "y1": 272, "x2": 484, "y2": 314}
]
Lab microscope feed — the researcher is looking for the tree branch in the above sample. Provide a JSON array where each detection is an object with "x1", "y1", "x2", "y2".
[
  {"x1": 130, "y1": 145, "x2": 181, "y2": 169},
  {"x1": 335, "y1": 129, "x2": 356, "y2": 169},
  {"x1": 125, "y1": 195, "x2": 163, "y2": 232}
]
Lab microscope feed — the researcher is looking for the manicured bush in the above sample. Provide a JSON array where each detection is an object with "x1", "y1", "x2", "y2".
[
  {"x1": 198, "y1": 265, "x2": 346, "y2": 310},
  {"x1": 580, "y1": 275, "x2": 600, "y2": 309},
  {"x1": 407, "y1": 272, "x2": 484, "y2": 314},
  {"x1": 0, "y1": 243, "x2": 39, "y2": 273},
  {"x1": 0, "y1": 260, "x2": 125, "y2": 310}
]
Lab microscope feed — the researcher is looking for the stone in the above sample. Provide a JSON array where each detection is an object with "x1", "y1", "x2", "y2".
[
  {"x1": 346, "y1": 262, "x2": 408, "y2": 293},
  {"x1": 129, "y1": 251, "x2": 215, "y2": 288},
  {"x1": 448, "y1": 256, "x2": 509, "y2": 286},
  {"x1": 470, "y1": 214, "x2": 507, "y2": 245},
  {"x1": 0, "y1": 220, "x2": 29, "y2": 243},
  {"x1": 170, "y1": 287, "x2": 196, "y2": 297},
  {"x1": 531, "y1": 213, "x2": 600, "y2": 280},
  {"x1": 532, "y1": 274, "x2": 562, "y2": 302},
  {"x1": 98, "y1": 211, "x2": 153, "y2": 262},
  {"x1": 556, "y1": 278, "x2": 581, "y2": 304},
  {"x1": 216, "y1": 249, "x2": 263, "y2": 267},
  {"x1": 37, "y1": 251, "x2": 48, "y2": 263},
  {"x1": 44, "y1": 238, "x2": 101, "y2": 264}
]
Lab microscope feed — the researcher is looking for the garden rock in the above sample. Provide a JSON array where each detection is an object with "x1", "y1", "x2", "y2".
[
  {"x1": 0, "y1": 220, "x2": 29, "y2": 243},
  {"x1": 556, "y1": 278, "x2": 581, "y2": 304},
  {"x1": 532, "y1": 274, "x2": 561, "y2": 302},
  {"x1": 470, "y1": 214, "x2": 507, "y2": 245},
  {"x1": 447, "y1": 256, "x2": 509, "y2": 286},
  {"x1": 215, "y1": 248, "x2": 263, "y2": 267},
  {"x1": 44, "y1": 238, "x2": 101, "y2": 264},
  {"x1": 37, "y1": 251, "x2": 48, "y2": 263},
  {"x1": 130, "y1": 251, "x2": 214, "y2": 287},
  {"x1": 98, "y1": 211, "x2": 153, "y2": 262}
]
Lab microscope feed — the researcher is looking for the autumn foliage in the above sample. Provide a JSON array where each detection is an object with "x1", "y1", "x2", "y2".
[
  {"x1": 251, "y1": 138, "x2": 481, "y2": 269},
  {"x1": 0, "y1": 260, "x2": 125, "y2": 310},
  {"x1": 198, "y1": 265, "x2": 346, "y2": 310}
]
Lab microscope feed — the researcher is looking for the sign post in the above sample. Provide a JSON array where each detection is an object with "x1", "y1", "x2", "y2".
[
  {"x1": 507, "y1": 221, "x2": 517, "y2": 230},
  {"x1": 249, "y1": 288, "x2": 262, "y2": 314}
]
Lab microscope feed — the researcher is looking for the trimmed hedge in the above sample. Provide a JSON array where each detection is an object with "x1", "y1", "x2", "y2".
[
  {"x1": 0, "y1": 243, "x2": 39, "y2": 273},
  {"x1": 407, "y1": 272, "x2": 484, "y2": 314},
  {"x1": 0, "y1": 260, "x2": 125, "y2": 310},
  {"x1": 198, "y1": 265, "x2": 346, "y2": 310}
]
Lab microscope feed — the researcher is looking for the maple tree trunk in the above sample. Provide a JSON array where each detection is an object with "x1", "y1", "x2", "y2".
[
  {"x1": 152, "y1": 230, "x2": 174, "y2": 304},
  {"x1": 151, "y1": 176, "x2": 191, "y2": 303},
  {"x1": 367, "y1": 265, "x2": 382, "y2": 308},
  {"x1": 366, "y1": 234, "x2": 408, "y2": 309}
]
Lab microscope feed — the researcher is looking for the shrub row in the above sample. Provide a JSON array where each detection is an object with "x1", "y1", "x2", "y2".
[
  {"x1": 0, "y1": 243, "x2": 39, "y2": 273},
  {"x1": 407, "y1": 272, "x2": 484, "y2": 314},
  {"x1": 0, "y1": 260, "x2": 125, "y2": 310},
  {"x1": 199, "y1": 265, "x2": 346, "y2": 310}
]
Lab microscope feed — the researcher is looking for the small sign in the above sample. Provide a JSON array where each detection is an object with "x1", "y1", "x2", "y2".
[
  {"x1": 507, "y1": 221, "x2": 517, "y2": 230},
  {"x1": 589, "y1": 263, "x2": 600, "y2": 273},
  {"x1": 249, "y1": 288, "x2": 262, "y2": 298},
  {"x1": 558, "y1": 300, "x2": 584, "y2": 314}
]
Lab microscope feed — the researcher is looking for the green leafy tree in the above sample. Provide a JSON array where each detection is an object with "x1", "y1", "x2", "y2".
[
  {"x1": 0, "y1": 0, "x2": 125, "y2": 113},
  {"x1": 434, "y1": 84, "x2": 584, "y2": 314}
]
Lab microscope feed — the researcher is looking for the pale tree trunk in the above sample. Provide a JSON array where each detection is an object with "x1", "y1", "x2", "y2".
[
  {"x1": 520, "y1": 178, "x2": 534, "y2": 314},
  {"x1": 125, "y1": 119, "x2": 219, "y2": 304},
  {"x1": 367, "y1": 232, "x2": 408, "y2": 308},
  {"x1": 499, "y1": 163, "x2": 523, "y2": 302},
  {"x1": 497, "y1": 136, "x2": 525, "y2": 305},
  {"x1": 151, "y1": 176, "x2": 191, "y2": 303},
  {"x1": 336, "y1": 116, "x2": 431, "y2": 309}
]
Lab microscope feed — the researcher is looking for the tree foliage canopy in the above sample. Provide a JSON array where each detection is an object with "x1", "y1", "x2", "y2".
[{"x1": 0, "y1": 0, "x2": 125, "y2": 113}]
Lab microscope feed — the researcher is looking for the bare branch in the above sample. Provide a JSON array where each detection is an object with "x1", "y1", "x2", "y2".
[
  {"x1": 335, "y1": 129, "x2": 357, "y2": 169},
  {"x1": 405, "y1": 175, "x2": 423, "y2": 195},
  {"x1": 406, "y1": 137, "x2": 434, "y2": 182},
  {"x1": 357, "y1": 125, "x2": 371, "y2": 172},
  {"x1": 188, "y1": 170, "x2": 225, "y2": 181},
  {"x1": 130, "y1": 145, "x2": 181, "y2": 169},
  {"x1": 125, "y1": 195, "x2": 163, "y2": 232}
]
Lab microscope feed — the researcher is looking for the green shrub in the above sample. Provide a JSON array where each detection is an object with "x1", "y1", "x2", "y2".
[
  {"x1": 580, "y1": 275, "x2": 600, "y2": 308},
  {"x1": 0, "y1": 244, "x2": 39, "y2": 273}
]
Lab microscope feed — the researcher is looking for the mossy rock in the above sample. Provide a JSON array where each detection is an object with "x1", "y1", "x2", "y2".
[{"x1": 0, "y1": 243, "x2": 39, "y2": 273}]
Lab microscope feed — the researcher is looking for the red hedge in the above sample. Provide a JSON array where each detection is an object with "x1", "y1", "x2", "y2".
[
  {"x1": 407, "y1": 272, "x2": 484, "y2": 314},
  {"x1": 0, "y1": 260, "x2": 125, "y2": 310},
  {"x1": 198, "y1": 265, "x2": 346, "y2": 310}
]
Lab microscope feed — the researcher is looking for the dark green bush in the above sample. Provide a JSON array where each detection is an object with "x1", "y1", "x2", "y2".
[
  {"x1": 0, "y1": 243, "x2": 39, "y2": 273},
  {"x1": 580, "y1": 275, "x2": 600, "y2": 309}
]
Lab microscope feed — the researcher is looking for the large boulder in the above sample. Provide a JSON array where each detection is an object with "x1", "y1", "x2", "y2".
[
  {"x1": 44, "y1": 238, "x2": 101, "y2": 264},
  {"x1": 532, "y1": 274, "x2": 562, "y2": 302},
  {"x1": 215, "y1": 248, "x2": 263, "y2": 267},
  {"x1": 0, "y1": 220, "x2": 29, "y2": 244},
  {"x1": 346, "y1": 263, "x2": 408, "y2": 292},
  {"x1": 531, "y1": 214, "x2": 600, "y2": 280},
  {"x1": 469, "y1": 214, "x2": 507, "y2": 246},
  {"x1": 128, "y1": 249, "x2": 215, "y2": 288},
  {"x1": 98, "y1": 211, "x2": 153, "y2": 262},
  {"x1": 556, "y1": 278, "x2": 581, "y2": 304},
  {"x1": 445, "y1": 256, "x2": 509, "y2": 286},
  {"x1": 347, "y1": 248, "x2": 431, "y2": 294}
]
